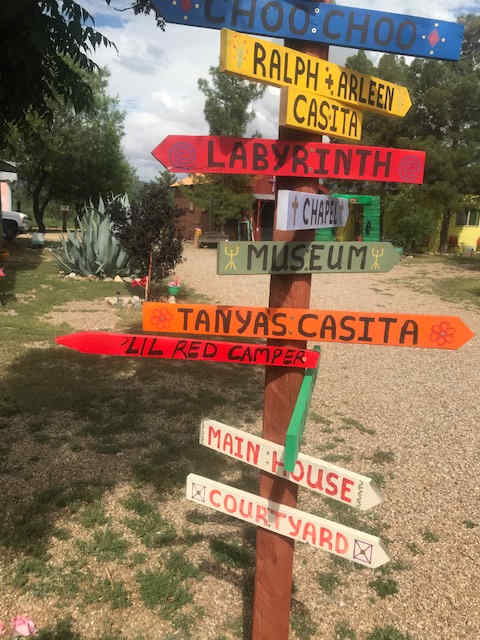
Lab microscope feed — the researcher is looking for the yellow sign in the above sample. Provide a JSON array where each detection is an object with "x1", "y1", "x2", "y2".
[
  {"x1": 220, "y1": 29, "x2": 411, "y2": 118},
  {"x1": 279, "y1": 86, "x2": 363, "y2": 141}
]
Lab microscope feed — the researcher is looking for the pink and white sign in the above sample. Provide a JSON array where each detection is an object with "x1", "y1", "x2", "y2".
[
  {"x1": 186, "y1": 474, "x2": 390, "y2": 567},
  {"x1": 200, "y1": 419, "x2": 382, "y2": 511}
]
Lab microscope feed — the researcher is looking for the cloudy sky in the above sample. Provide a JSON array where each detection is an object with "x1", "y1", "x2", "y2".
[{"x1": 83, "y1": 0, "x2": 476, "y2": 181}]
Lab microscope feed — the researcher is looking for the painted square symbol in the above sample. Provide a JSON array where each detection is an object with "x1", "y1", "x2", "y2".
[
  {"x1": 353, "y1": 539, "x2": 373, "y2": 564},
  {"x1": 191, "y1": 483, "x2": 206, "y2": 503}
]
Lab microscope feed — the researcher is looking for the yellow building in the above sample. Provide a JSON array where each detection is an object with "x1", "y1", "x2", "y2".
[{"x1": 447, "y1": 196, "x2": 480, "y2": 253}]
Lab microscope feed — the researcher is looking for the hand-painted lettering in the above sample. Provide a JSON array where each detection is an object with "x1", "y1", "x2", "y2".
[
  {"x1": 210, "y1": 489, "x2": 221, "y2": 507},
  {"x1": 341, "y1": 478, "x2": 354, "y2": 503},
  {"x1": 224, "y1": 493, "x2": 237, "y2": 513},
  {"x1": 255, "y1": 504, "x2": 269, "y2": 526},
  {"x1": 268, "y1": 507, "x2": 287, "y2": 528},
  {"x1": 288, "y1": 515, "x2": 302, "y2": 537}
]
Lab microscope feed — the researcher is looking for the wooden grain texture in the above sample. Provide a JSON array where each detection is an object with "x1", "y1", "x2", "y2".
[
  {"x1": 283, "y1": 347, "x2": 321, "y2": 472},
  {"x1": 151, "y1": 135, "x2": 426, "y2": 184},
  {"x1": 186, "y1": 474, "x2": 390, "y2": 567},
  {"x1": 55, "y1": 331, "x2": 320, "y2": 368},
  {"x1": 216, "y1": 241, "x2": 401, "y2": 275},
  {"x1": 280, "y1": 85, "x2": 363, "y2": 140},
  {"x1": 141, "y1": 303, "x2": 474, "y2": 350},
  {"x1": 199, "y1": 418, "x2": 383, "y2": 510},
  {"x1": 220, "y1": 29, "x2": 412, "y2": 117},
  {"x1": 251, "y1": 29, "x2": 330, "y2": 640},
  {"x1": 276, "y1": 190, "x2": 349, "y2": 231},
  {"x1": 153, "y1": 0, "x2": 464, "y2": 60}
]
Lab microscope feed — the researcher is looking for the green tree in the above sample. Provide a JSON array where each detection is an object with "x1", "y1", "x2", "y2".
[
  {"x1": 7, "y1": 68, "x2": 133, "y2": 232},
  {"x1": 111, "y1": 172, "x2": 183, "y2": 300},
  {"x1": 0, "y1": 1, "x2": 118, "y2": 147},
  {"x1": 345, "y1": 14, "x2": 480, "y2": 252},
  {"x1": 185, "y1": 67, "x2": 265, "y2": 229}
]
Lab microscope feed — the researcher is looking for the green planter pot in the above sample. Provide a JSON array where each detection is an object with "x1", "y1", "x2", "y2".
[{"x1": 168, "y1": 285, "x2": 180, "y2": 296}]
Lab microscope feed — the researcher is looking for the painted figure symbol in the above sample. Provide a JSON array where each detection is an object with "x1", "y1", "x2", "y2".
[
  {"x1": 192, "y1": 483, "x2": 206, "y2": 502},
  {"x1": 398, "y1": 155, "x2": 421, "y2": 181},
  {"x1": 371, "y1": 247, "x2": 384, "y2": 270},
  {"x1": 291, "y1": 196, "x2": 299, "y2": 224},
  {"x1": 353, "y1": 539, "x2": 373, "y2": 564},
  {"x1": 225, "y1": 244, "x2": 240, "y2": 271}
]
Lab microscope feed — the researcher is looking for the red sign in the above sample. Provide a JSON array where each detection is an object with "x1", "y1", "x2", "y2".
[
  {"x1": 55, "y1": 331, "x2": 320, "y2": 368},
  {"x1": 152, "y1": 135, "x2": 426, "y2": 185}
]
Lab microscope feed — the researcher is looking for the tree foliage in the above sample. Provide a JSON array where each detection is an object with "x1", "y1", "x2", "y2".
[
  {"x1": 111, "y1": 172, "x2": 183, "y2": 299},
  {"x1": 185, "y1": 67, "x2": 265, "y2": 229},
  {"x1": 7, "y1": 68, "x2": 133, "y2": 232},
  {"x1": 0, "y1": 1, "x2": 118, "y2": 147},
  {"x1": 344, "y1": 14, "x2": 480, "y2": 251}
]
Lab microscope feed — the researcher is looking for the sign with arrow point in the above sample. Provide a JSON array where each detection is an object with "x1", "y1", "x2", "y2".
[{"x1": 220, "y1": 28, "x2": 412, "y2": 118}]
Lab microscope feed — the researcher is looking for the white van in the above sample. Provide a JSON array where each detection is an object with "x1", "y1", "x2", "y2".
[{"x1": 2, "y1": 211, "x2": 31, "y2": 241}]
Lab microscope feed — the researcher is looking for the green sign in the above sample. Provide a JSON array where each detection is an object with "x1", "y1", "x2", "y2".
[
  {"x1": 217, "y1": 242, "x2": 400, "y2": 275},
  {"x1": 284, "y1": 347, "x2": 321, "y2": 472}
]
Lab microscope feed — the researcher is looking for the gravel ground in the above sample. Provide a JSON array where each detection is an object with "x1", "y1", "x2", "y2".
[{"x1": 174, "y1": 245, "x2": 480, "y2": 640}]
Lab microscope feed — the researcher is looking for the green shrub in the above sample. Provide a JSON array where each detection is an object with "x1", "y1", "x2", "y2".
[{"x1": 53, "y1": 195, "x2": 131, "y2": 277}]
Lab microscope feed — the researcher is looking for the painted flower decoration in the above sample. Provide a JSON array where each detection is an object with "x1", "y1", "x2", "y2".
[
  {"x1": 168, "y1": 277, "x2": 180, "y2": 287},
  {"x1": 430, "y1": 321, "x2": 455, "y2": 346},
  {"x1": 150, "y1": 309, "x2": 174, "y2": 328},
  {"x1": 0, "y1": 621, "x2": 5, "y2": 635}
]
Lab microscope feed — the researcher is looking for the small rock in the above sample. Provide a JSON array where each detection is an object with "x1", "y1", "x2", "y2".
[
  {"x1": 114, "y1": 275, "x2": 123, "y2": 283},
  {"x1": 105, "y1": 297, "x2": 118, "y2": 306},
  {"x1": 66, "y1": 272, "x2": 77, "y2": 279}
]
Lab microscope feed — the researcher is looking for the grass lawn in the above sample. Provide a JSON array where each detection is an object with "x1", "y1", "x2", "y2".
[
  {"x1": 0, "y1": 241, "x2": 476, "y2": 639},
  {"x1": 0, "y1": 238, "x2": 265, "y2": 639}
]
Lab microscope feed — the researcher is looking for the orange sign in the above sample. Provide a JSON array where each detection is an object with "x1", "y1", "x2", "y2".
[{"x1": 143, "y1": 303, "x2": 474, "y2": 350}]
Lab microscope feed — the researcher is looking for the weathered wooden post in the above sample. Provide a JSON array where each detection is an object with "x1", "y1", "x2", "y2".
[{"x1": 251, "y1": 13, "x2": 332, "y2": 638}]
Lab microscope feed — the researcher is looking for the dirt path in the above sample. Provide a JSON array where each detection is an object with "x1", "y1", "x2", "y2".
[{"x1": 175, "y1": 245, "x2": 480, "y2": 640}]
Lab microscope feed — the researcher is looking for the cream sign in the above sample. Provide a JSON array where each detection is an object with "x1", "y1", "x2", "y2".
[
  {"x1": 186, "y1": 474, "x2": 390, "y2": 568},
  {"x1": 200, "y1": 419, "x2": 383, "y2": 510},
  {"x1": 276, "y1": 190, "x2": 349, "y2": 231}
]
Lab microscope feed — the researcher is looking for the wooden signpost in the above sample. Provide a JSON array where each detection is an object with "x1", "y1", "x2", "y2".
[
  {"x1": 53, "y1": 2, "x2": 467, "y2": 638},
  {"x1": 200, "y1": 419, "x2": 383, "y2": 510},
  {"x1": 143, "y1": 302, "x2": 474, "y2": 350},
  {"x1": 283, "y1": 350, "x2": 320, "y2": 472},
  {"x1": 276, "y1": 190, "x2": 349, "y2": 230},
  {"x1": 55, "y1": 331, "x2": 320, "y2": 368},
  {"x1": 152, "y1": 135, "x2": 426, "y2": 184},
  {"x1": 154, "y1": 0, "x2": 464, "y2": 60},
  {"x1": 280, "y1": 86, "x2": 363, "y2": 140},
  {"x1": 186, "y1": 474, "x2": 390, "y2": 567},
  {"x1": 217, "y1": 241, "x2": 401, "y2": 275},
  {"x1": 220, "y1": 28, "x2": 412, "y2": 118}
]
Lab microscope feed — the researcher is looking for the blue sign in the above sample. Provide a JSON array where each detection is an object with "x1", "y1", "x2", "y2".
[{"x1": 153, "y1": 0, "x2": 463, "y2": 61}]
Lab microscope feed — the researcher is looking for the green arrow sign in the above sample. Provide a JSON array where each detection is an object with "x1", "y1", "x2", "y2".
[
  {"x1": 284, "y1": 346, "x2": 321, "y2": 472},
  {"x1": 217, "y1": 241, "x2": 400, "y2": 275}
]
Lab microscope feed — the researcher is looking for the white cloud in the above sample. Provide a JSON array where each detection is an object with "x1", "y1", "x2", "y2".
[{"x1": 87, "y1": 0, "x2": 470, "y2": 181}]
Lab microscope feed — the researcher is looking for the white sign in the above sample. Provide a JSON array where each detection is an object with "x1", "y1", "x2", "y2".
[
  {"x1": 200, "y1": 419, "x2": 382, "y2": 511},
  {"x1": 276, "y1": 190, "x2": 349, "y2": 231},
  {"x1": 186, "y1": 474, "x2": 390, "y2": 568}
]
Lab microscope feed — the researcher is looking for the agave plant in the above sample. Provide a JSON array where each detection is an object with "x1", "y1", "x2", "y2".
[{"x1": 53, "y1": 196, "x2": 132, "y2": 278}]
